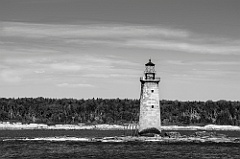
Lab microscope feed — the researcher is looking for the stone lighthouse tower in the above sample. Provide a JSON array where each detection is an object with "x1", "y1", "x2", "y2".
[{"x1": 139, "y1": 59, "x2": 161, "y2": 135}]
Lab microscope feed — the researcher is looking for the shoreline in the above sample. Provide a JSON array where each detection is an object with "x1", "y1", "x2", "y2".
[
  {"x1": 2, "y1": 135, "x2": 240, "y2": 144},
  {"x1": 1, "y1": 122, "x2": 240, "y2": 131}
]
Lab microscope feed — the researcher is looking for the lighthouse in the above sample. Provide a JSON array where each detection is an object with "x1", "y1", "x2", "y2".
[{"x1": 139, "y1": 59, "x2": 161, "y2": 135}]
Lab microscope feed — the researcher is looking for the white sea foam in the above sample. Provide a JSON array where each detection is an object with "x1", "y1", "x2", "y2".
[
  {"x1": 0, "y1": 122, "x2": 125, "y2": 130},
  {"x1": 162, "y1": 124, "x2": 240, "y2": 131},
  {"x1": 3, "y1": 137, "x2": 90, "y2": 142},
  {"x1": 1, "y1": 122, "x2": 240, "y2": 131},
  {"x1": 2, "y1": 136, "x2": 240, "y2": 143}
]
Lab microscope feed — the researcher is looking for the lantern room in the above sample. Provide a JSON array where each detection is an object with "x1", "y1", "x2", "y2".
[{"x1": 144, "y1": 59, "x2": 156, "y2": 80}]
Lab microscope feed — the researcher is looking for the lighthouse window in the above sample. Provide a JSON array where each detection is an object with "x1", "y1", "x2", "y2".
[
  {"x1": 152, "y1": 105, "x2": 154, "y2": 108},
  {"x1": 151, "y1": 90, "x2": 154, "y2": 93}
]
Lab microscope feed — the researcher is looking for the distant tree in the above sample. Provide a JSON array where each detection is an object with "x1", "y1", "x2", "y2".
[{"x1": 0, "y1": 97, "x2": 240, "y2": 125}]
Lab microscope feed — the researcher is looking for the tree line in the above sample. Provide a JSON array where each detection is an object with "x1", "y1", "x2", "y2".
[{"x1": 0, "y1": 97, "x2": 240, "y2": 126}]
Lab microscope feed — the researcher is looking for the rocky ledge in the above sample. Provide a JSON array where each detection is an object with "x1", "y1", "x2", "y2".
[
  {"x1": 2, "y1": 131, "x2": 240, "y2": 143},
  {"x1": 90, "y1": 131, "x2": 240, "y2": 143}
]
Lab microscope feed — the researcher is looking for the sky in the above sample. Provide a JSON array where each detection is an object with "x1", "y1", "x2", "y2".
[{"x1": 0, "y1": 0, "x2": 240, "y2": 101}]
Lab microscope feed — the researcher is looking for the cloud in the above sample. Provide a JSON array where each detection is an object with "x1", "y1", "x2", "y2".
[
  {"x1": 0, "y1": 22, "x2": 189, "y2": 39},
  {"x1": 83, "y1": 73, "x2": 137, "y2": 78},
  {"x1": 56, "y1": 83, "x2": 94, "y2": 88},
  {"x1": 0, "y1": 69, "x2": 22, "y2": 83},
  {"x1": 34, "y1": 70, "x2": 45, "y2": 74},
  {"x1": 125, "y1": 40, "x2": 240, "y2": 55},
  {"x1": 1, "y1": 21, "x2": 240, "y2": 56},
  {"x1": 0, "y1": 52, "x2": 140, "y2": 87},
  {"x1": 50, "y1": 63, "x2": 83, "y2": 71},
  {"x1": 1, "y1": 21, "x2": 240, "y2": 89},
  {"x1": 166, "y1": 60, "x2": 240, "y2": 66}
]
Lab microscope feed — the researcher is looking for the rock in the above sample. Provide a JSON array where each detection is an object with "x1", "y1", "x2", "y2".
[
  {"x1": 164, "y1": 132, "x2": 181, "y2": 138},
  {"x1": 234, "y1": 138, "x2": 240, "y2": 142},
  {"x1": 138, "y1": 127, "x2": 161, "y2": 136},
  {"x1": 192, "y1": 131, "x2": 228, "y2": 138},
  {"x1": 140, "y1": 133, "x2": 156, "y2": 137},
  {"x1": 193, "y1": 131, "x2": 216, "y2": 137},
  {"x1": 215, "y1": 133, "x2": 227, "y2": 138}
]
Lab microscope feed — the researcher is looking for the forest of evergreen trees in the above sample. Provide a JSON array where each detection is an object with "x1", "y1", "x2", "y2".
[{"x1": 0, "y1": 97, "x2": 240, "y2": 126}]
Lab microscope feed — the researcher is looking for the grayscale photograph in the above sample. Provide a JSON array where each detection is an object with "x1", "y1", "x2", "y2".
[{"x1": 0, "y1": 0, "x2": 240, "y2": 158}]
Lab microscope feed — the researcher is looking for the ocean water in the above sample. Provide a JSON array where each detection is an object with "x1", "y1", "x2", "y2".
[{"x1": 0, "y1": 130, "x2": 240, "y2": 159}]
